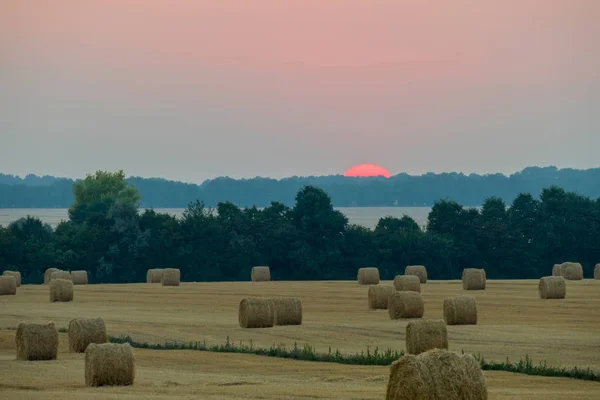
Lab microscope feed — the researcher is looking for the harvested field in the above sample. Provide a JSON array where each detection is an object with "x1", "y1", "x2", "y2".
[{"x1": 0, "y1": 280, "x2": 599, "y2": 398}]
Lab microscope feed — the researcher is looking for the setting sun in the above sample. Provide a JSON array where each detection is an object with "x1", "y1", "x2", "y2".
[{"x1": 343, "y1": 164, "x2": 391, "y2": 178}]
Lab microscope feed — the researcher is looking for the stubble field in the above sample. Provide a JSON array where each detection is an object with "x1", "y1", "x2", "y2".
[{"x1": 1, "y1": 279, "x2": 599, "y2": 399}]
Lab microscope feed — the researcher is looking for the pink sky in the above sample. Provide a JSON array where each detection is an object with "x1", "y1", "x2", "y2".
[{"x1": 1, "y1": 1, "x2": 599, "y2": 181}]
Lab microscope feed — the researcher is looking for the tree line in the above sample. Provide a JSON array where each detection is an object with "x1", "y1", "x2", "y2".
[
  {"x1": 0, "y1": 170, "x2": 598, "y2": 284},
  {"x1": 2, "y1": 166, "x2": 600, "y2": 208}
]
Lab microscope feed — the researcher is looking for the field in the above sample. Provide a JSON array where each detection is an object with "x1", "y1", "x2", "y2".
[{"x1": 1, "y1": 279, "x2": 599, "y2": 399}]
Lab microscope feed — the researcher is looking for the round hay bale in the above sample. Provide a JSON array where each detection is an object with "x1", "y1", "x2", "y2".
[
  {"x1": 44, "y1": 268, "x2": 60, "y2": 284},
  {"x1": 405, "y1": 319, "x2": 448, "y2": 355},
  {"x1": 461, "y1": 269, "x2": 486, "y2": 290},
  {"x1": 595, "y1": 264, "x2": 600, "y2": 280},
  {"x1": 443, "y1": 296, "x2": 477, "y2": 325},
  {"x1": 16, "y1": 322, "x2": 58, "y2": 361},
  {"x1": 552, "y1": 264, "x2": 561, "y2": 276},
  {"x1": 539, "y1": 276, "x2": 566, "y2": 299},
  {"x1": 368, "y1": 285, "x2": 396, "y2": 310},
  {"x1": 393, "y1": 275, "x2": 421, "y2": 293},
  {"x1": 251, "y1": 266, "x2": 271, "y2": 282},
  {"x1": 146, "y1": 269, "x2": 163, "y2": 283},
  {"x1": 161, "y1": 268, "x2": 180, "y2": 286},
  {"x1": 69, "y1": 318, "x2": 108, "y2": 353},
  {"x1": 71, "y1": 271, "x2": 88, "y2": 285},
  {"x1": 50, "y1": 270, "x2": 72, "y2": 282},
  {"x1": 50, "y1": 279, "x2": 74, "y2": 302},
  {"x1": 405, "y1": 265, "x2": 427, "y2": 283},
  {"x1": 559, "y1": 262, "x2": 583, "y2": 280},
  {"x1": 2, "y1": 271, "x2": 21, "y2": 287},
  {"x1": 389, "y1": 291, "x2": 424, "y2": 319},
  {"x1": 271, "y1": 297, "x2": 302, "y2": 326},
  {"x1": 386, "y1": 348, "x2": 487, "y2": 400},
  {"x1": 85, "y1": 343, "x2": 135, "y2": 387},
  {"x1": 357, "y1": 267, "x2": 380, "y2": 285},
  {"x1": 238, "y1": 298, "x2": 275, "y2": 328},
  {"x1": 0, "y1": 276, "x2": 17, "y2": 295}
]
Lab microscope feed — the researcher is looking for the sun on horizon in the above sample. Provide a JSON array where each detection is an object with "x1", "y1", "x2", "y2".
[{"x1": 343, "y1": 164, "x2": 391, "y2": 178}]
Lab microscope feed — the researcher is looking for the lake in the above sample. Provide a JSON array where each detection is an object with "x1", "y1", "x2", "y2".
[{"x1": 0, "y1": 207, "x2": 432, "y2": 230}]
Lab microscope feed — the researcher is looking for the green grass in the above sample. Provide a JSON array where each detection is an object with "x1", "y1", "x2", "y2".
[{"x1": 109, "y1": 335, "x2": 600, "y2": 382}]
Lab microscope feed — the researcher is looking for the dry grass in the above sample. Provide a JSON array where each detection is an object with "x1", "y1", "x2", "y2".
[
  {"x1": 2, "y1": 330, "x2": 598, "y2": 399},
  {"x1": 1, "y1": 280, "x2": 599, "y2": 369}
]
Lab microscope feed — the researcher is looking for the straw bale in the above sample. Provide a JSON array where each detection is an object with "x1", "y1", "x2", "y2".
[
  {"x1": 538, "y1": 276, "x2": 566, "y2": 299},
  {"x1": 238, "y1": 298, "x2": 275, "y2": 328},
  {"x1": 559, "y1": 262, "x2": 583, "y2": 280},
  {"x1": 0, "y1": 276, "x2": 17, "y2": 295},
  {"x1": 552, "y1": 264, "x2": 561, "y2": 276},
  {"x1": 388, "y1": 291, "x2": 424, "y2": 319},
  {"x1": 2, "y1": 271, "x2": 21, "y2": 287},
  {"x1": 69, "y1": 317, "x2": 108, "y2": 353},
  {"x1": 44, "y1": 268, "x2": 59, "y2": 284},
  {"x1": 50, "y1": 279, "x2": 74, "y2": 302},
  {"x1": 50, "y1": 270, "x2": 71, "y2": 281},
  {"x1": 386, "y1": 348, "x2": 487, "y2": 400},
  {"x1": 405, "y1": 265, "x2": 427, "y2": 283},
  {"x1": 85, "y1": 343, "x2": 135, "y2": 386},
  {"x1": 146, "y1": 269, "x2": 163, "y2": 283},
  {"x1": 444, "y1": 296, "x2": 478, "y2": 325},
  {"x1": 405, "y1": 319, "x2": 448, "y2": 355},
  {"x1": 16, "y1": 322, "x2": 58, "y2": 361},
  {"x1": 271, "y1": 297, "x2": 302, "y2": 326},
  {"x1": 357, "y1": 267, "x2": 380, "y2": 285},
  {"x1": 251, "y1": 266, "x2": 271, "y2": 282},
  {"x1": 595, "y1": 264, "x2": 600, "y2": 280},
  {"x1": 161, "y1": 268, "x2": 180, "y2": 286},
  {"x1": 368, "y1": 285, "x2": 396, "y2": 310},
  {"x1": 462, "y1": 269, "x2": 486, "y2": 290},
  {"x1": 71, "y1": 270, "x2": 88, "y2": 285},
  {"x1": 393, "y1": 275, "x2": 421, "y2": 292}
]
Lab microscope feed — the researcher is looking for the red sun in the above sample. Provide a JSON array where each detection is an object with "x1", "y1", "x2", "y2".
[{"x1": 343, "y1": 164, "x2": 391, "y2": 178}]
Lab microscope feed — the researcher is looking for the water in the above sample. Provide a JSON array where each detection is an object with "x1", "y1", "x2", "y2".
[{"x1": 0, "y1": 207, "x2": 431, "y2": 230}]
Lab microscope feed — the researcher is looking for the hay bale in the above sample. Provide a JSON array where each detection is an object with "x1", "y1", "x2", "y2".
[
  {"x1": 238, "y1": 298, "x2": 275, "y2": 328},
  {"x1": 357, "y1": 267, "x2": 380, "y2": 285},
  {"x1": 389, "y1": 291, "x2": 424, "y2": 319},
  {"x1": 50, "y1": 270, "x2": 72, "y2": 281},
  {"x1": 462, "y1": 269, "x2": 486, "y2": 290},
  {"x1": 271, "y1": 297, "x2": 302, "y2": 325},
  {"x1": 393, "y1": 275, "x2": 421, "y2": 293},
  {"x1": 405, "y1": 319, "x2": 448, "y2": 355},
  {"x1": 0, "y1": 276, "x2": 17, "y2": 295},
  {"x1": 444, "y1": 296, "x2": 477, "y2": 325},
  {"x1": 559, "y1": 262, "x2": 583, "y2": 280},
  {"x1": 69, "y1": 318, "x2": 108, "y2": 353},
  {"x1": 539, "y1": 276, "x2": 566, "y2": 299},
  {"x1": 2, "y1": 271, "x2": 21, "y2": 287},
  {"x1": 552, "y1": 264, "x2": 561, "y2": 276},
  {"x1": 71, "y1": 270, "x2": 88, "y2": 285},
  {"x1": 368, "y1": 285, "x2": 396, "y2": 310},
  {"x1": 595, "y1": 264, "x2": 600, "y2": 280},
  {"x1": 251, "y1": 266, "x2": 271, "y2": 282},
  {"x1": 50, "y1": 279, "x2": 74, "y2": 302},
  {"x1": 146, "y1": 269, "x2": 163, "y2": 283},
  {"x1": 85, "y1": 343, "x2": 135, "y2": 386},
  {"x1": 405, "y1": 265, "x2": 427, "y2": 283},
  {"x1": 44, "y1": 268, "x2": 59, "y2": 284},
  {"x1": 161, "y1": 268, "x2": 180, "y2": 286},
  {"x1": 386, "y1": 348, "x2": 487, "y2": 400},
  {"x1": 16, "y1": 322, "x2": 58, "y2": 361}
]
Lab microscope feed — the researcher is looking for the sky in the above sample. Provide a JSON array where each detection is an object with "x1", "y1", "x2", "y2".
[{"x1": 1, "y1": 1, "x2": 599, "y2": 183}]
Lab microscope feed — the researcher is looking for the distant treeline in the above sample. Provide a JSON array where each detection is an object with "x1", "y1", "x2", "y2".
[
  {"x1": 1, "y1": 166, "x2": 600, "y2": 208},
  {"x1": 0, "y1": 170, "x2": 599, "y2": 284}
]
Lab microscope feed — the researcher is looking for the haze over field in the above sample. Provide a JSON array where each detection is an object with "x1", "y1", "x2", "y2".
[{"x1": 2, "y1": 1, "x2": 599, "y2": 182}]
